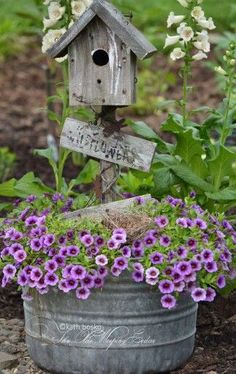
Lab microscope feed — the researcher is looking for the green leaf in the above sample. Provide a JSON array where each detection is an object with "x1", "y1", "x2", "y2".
[
  {"x1": 0, "y1": 178, "x2": 17, "y2": 197},
  {"x1": 175, "y1": 129, "x2": 204, "y2": 164},
  {"x1": 153, "y1": 167, "x2": 178, "y2": 195},
  {"x1": 69, "y1": 159, "x2": 99, "y2": 191},
  {"x1": 14, "y1": 172, "x2": 53, "y2": 197},
  {"x1": 34, "y1": 148, "x2": 58, "y2": 178},
  {"x1": 208, "y1": 146, "x2": 236, "y2": 189},
  {"x1": 206, "y1": 186, "x2": 236, "y2": 201}
]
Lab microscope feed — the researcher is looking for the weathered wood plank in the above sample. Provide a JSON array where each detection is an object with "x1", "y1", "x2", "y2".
[
  {"x1": 60, "y1": 118, "x2": 157, "y2": 172},
  {"x1": 91, "y1": 0, "x2": 157, "y2": 60},
  {"x1": 69, "y1": 17, "x2": 136, "y2": 106},
  {"x1": 64, "y1": 194, "x2": 152, "y2": 219}
]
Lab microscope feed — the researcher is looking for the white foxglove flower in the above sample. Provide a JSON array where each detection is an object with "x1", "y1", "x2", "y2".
[
  {"x1": 215, "y1": 66, "x2": 227, "y2": 75},
  {"x1": 71, "y1": 1, "x2": 86, "y2": 18},
  {"x1": 177, "y1": 0, "x2": 188, "y2": 7},
  {"x1": 170, "y1": 47, "x2": 185, "y2": 61},
  {"x1": 191, "y1": 6, "x2": 204, "y2": 21},
  {"x1": 192, "y1": 51, "x2": 207, "y2": 60},
  {"x1": 48, "y1": 2, "x2": 65, "y2": 21},
  {"x1": 177, "y1": 22, "x2": 186, "y2": 34},
  {"x1": 83, "y1": 0, "x2": 92, "y2": 6},
  {"x1": 42, "y1": 28, "x2": 66, "y2": 53},
  {"x1": 167, "y1": 12, "x2": 185, "y2": 28},
  {"x1": 197, "y1": 16, "x2": 216, "y2": 30},
  {"x1": 179, "y1": 26, "x2": 194, "y2": 42},
  {"x1": 56, "y1": 55, "x2": 68, "y2": 63},
  {"x1": 194, "y1": 30, "x2": 210, "y2": 52},
  {"x1": 164, "y1": 34, "x2": 180, "y2": 48},
  {"x1": 43, "y1": 17, "x2": 58, "y2": 30}
]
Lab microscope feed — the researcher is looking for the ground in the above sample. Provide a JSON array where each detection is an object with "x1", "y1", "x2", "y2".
[{"x1": 0, "y1": 46, "x2": 235, "y2": 373}]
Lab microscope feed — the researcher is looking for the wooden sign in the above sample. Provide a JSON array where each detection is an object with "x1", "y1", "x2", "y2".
[
  {"x1": 63, "y1": 195, "x2": 152, "y2": 220},
  {"x1": 60, "y1": 118, "x2": 156, "y2": 172}
]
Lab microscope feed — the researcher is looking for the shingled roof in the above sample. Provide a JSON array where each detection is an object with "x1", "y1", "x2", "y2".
[{"x1": 47, "y1": 0, "x2": 157, "y2": 60}]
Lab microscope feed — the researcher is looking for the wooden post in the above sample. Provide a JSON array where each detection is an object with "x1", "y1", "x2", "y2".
[{"x1": 96, "y1": 106, "x2": 120, "y2": 203}]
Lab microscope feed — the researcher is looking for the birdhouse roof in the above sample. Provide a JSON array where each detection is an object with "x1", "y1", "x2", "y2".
[{"x1": 46, "y1": 0, "x2": 157, "y2": 60}]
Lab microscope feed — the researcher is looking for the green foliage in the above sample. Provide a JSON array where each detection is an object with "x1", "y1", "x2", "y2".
[{"x1": 0, "y1": 147, "x2": 16, "y2": 183}]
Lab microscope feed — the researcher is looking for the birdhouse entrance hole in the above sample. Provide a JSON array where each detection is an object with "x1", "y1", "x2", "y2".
[{"x1": 92, "y1": 49, "x2": 109, "y2": 66}]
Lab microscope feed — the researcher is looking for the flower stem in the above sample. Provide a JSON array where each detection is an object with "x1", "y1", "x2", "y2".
[
  {"x1": 220, "y1": 74, "x2": 234, "y2": 145},
  {"x1": 182, "y1": 51, "x2": 190, "y2": 126}
]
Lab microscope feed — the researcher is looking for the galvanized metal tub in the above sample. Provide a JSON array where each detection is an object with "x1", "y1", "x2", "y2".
[{"x1": 24, "y1": 273, "x2": 198, "y2": 374}]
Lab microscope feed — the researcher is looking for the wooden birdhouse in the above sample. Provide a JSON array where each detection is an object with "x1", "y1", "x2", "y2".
[{"x1": 47, "y1": 0, "x2": 157, "y2": 106}]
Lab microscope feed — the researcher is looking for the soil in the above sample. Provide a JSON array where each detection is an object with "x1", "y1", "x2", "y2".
[{"x1": 0, "y1": 43, "x2": 235, "y2": 373}]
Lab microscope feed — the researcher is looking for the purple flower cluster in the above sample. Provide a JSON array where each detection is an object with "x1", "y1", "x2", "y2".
[{"x1": 0, "y1": 195, "x2": 235, "y2": 310}]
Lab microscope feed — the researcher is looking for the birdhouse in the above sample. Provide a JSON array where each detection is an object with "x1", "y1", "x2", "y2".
[{"x1": 47, "y1": 0, "x2": 157, "y2": 106}]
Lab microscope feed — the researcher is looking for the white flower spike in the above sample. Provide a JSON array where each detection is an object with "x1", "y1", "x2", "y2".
[
  {"x1": 42, "y1": 28, "x2": 67, "y2": 54},
  {"x1": 170, "y1": 48, "x2": 185, "y2": 61},
  {"x1": 194, "y1": 30, "x2": 210, "y2": 53},
  {"x1": 164, "y1": 34, "x2": 180, "y2": 48},
  {"x1": 48, "y1": 2, "x2": 65, "y2": 21},
  {"x1": 192, "y1": 51, "x2": 208, "y2": 60},
  {"x1": 167, "y1": 12, "x2": 185, "y2": 28},
  {"x1": 197, "y1": 17, "x2": 216, "y2": 30}
]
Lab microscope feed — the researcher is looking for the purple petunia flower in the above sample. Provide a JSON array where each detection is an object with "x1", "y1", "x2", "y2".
[
  {"x1": 38, "y1": 287, "x2": 49, "y2": 295},
  {"x1": 216, "y1": 230, "x2": 225, "y2": 239},
  {"x1": 205, "y1": 287, "x2": 216, "y2": 302},
  {"x1": 161, "y1": 294, "x2": 176, "y2": 309},
  {"x1": 148, "y1": 229, "x2": 159, "y2": 239},
  {"x1": 70, "y1": 265, "x2": 86, "y2": 280},
  {"x1": 217, "y1": 274, "x2": 226, "y2": 289},
  {"x1": 220, "y1": 249, "x2": 232, "y2": 263},
  {"x1": 52, "y1": 193, "x2": 64, "y2": 203},
  {"x1": 204, "y1": 261, "x2": 218, "y2": 273},
  {"x1": 67, "y1": 245, "x2": 80, "y2": 257},
  {"x1": 36, "y1": 276, "x2": 46, "y2": 289},
  {"x1": 30, "y1": 227, "x2": 42, "y2": 238},
  {"x1": 1, "y1": 247, "x2": 10, "y2": 257},
  {"x1": 81, "y1": 234, "x2": 94, "y2": 247},
  {"x1": 163, "y1": 266, "x2": 174, "y2": 277},
  {"x1": 201, "y1": 249, "x2": 214, "y2": 263},
  {"x1": 58, "y1": 279, "x2": 70, "y2": 293},
  {"x1": 190, "y1": 259, "x2": 201, "y2": 272},
  {"x1": 174, "y1": 281, "x2": 185, "y2": 292},
  {"x1": 13, "y1": 249, "x2": 27, "y2": 263},
  {"x1": 121, "y1": 246, "x2": 131, "y2": 258},
  {"x1": 97, "y1": 266, "x2": 108, "y2": 278},
  {"x1": 132, "y1": 270, "x2": 144, "y2": 283},
  {"x1": 59, "y1": 247, "x2": 68, "y2": 257},
  {"x1": 93, "y1": 276, "x2": 104, "y2": 289},
  {"x1": 17, "y1": 271, "x2": 28, "y2": 286},
  {"x1": 132, "y1": 247, "x2": 144, "y2": 258},
  {"x1": 43, "y1": 234, "x2": 55, "y2": 247},
  {"x1": 67, "y1": 230, "x2": 74, "y2": 240},
  {"x1": 177, "y1": 246, "x2": 187, "y2": 259},
  {"x1": 155, "y1": 215, "x2": 169, "y2": 228},
  {"x1": 189, "y1": 191, "x2": 196, "y2": 198},
  {"x1": 132, "y1": 262, "x2": 144, "y2": 273},
  {"x1": 172, "y1": 270, "x2": 184, "y2": 283},
  {"x1": 21, "y1": 292, "x2": 33, "y2": 301},
  {"x1": 65, "y1": 278, "x2": 78, "y2": 290},
  {"x1": 24, "y1": 265, "x2": 33, "y2": 276},
  {"x1": 62, "y1": 264, "x2": 73, "y2": 278},
  {"x1": 143, "y1": 235, "x2": 157, "y2": 248},
  {"x1": 146, "y1": 267, "x2": 159, "y2": 279},
  {"x1": 111, "y1": 265, "x2": 122, "y2": 277},
  {"x1": 76, "y1": 287, "x2": 90, "y2": 300},
  {"x1": 5, "y1": 228, "x2": 17, "y2": 240},
  {"x1": 186, "y1": 238, "x2": 197, "y2": 250},
  {"x1": 184, "y1": 272, "x2": 197, "y2": 282},
  {"x1": 12, "y1": 231, "x2": 23, "y2": 241},
  {"x1": 95, "y1": 255, "x2": 108, "y2": 266},
  {"x1": 135, "y1": 196, "x2": 145, "y2": 205},
  {"x1": 25, "y1": 216, "x2": 38, "y2": 226},
  {"x1": 94, "y1": 236, "x2": 105, "y2": 248},
  {"x1": 159, "y1": 235, "x2": 171, "y2": 247},
  {"x1": 176, "y1": 217, "x2": 188, "y2": 228},
  {"x1": 191, "y1": 204, "x2": 204, "y2": 215},
  {"x1": 222, "y1": 220, "x2": 233, "y2": 231},
  {"x1": 90, "y1": 247, "x2": 100, "y2": 256},
  {"x1": 19, "y1": 207, "x2": 31, "y2": 221},
  {"x1": 150, "y1": 252, "x2": 164, "y2": 265},
  {"x1": 10, "y1": 243, "x2": 24, "y2": 254},
  {"x1": 48, "y1": 248, "x2": 57, "y2": 257},
  {"x1": 26, "y1": 194, "x2": 37, "y2": 203},
  {"x1": 53, "y1": 255, "x2": 66, "y2": 267},
  {"x1": 176, "y1": 261, "x2": 192, "y2": 276},
  {"x1": 81, "y1": 274, "x2": 95, "y2": 288},
  {"x1": 44, "y1": 259, "x2": 58, "y2": 273},
  {"x1": 112, "y1": 228, "x2": 127, "y2": 243},
  {"x1": 158, "y1": 280, "x2": 174, "y2": 294},
  {"x1": 114, "y1": 257, "x2": 128, "y2": 271},
  {"x1": 30, "y1": 267, "x2": 43, "y2": 282},
  {"x1": 45, "y1": 272, "x2": 59, "y2": 286},
  {"x1": 146, "y1": 277, "x2": 159, "y2": 285},
  {"x1": 3, "y1": 264, "x2": 16, "y2": 279},
  {"x1": 191, "y1": 287, "x2": 206, "y2": 302},
  {"x1": 107, "y1": 239, "x2": 120, "y2": 250},
  {"x1": 194, "y1": 218, "x2": 207, "y2": 230},
  {"x1": 30, "y1": 238, "x2": 42, "y2": 252}
]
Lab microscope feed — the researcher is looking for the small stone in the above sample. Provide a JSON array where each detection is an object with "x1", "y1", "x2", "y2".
[{"x1": 0, "y1": 351, "x2": 18, "y2": 370}]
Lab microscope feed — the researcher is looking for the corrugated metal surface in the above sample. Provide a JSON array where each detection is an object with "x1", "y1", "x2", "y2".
[{"x1": 24, "y1": 274, "x2": 197, "y2": 373}]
